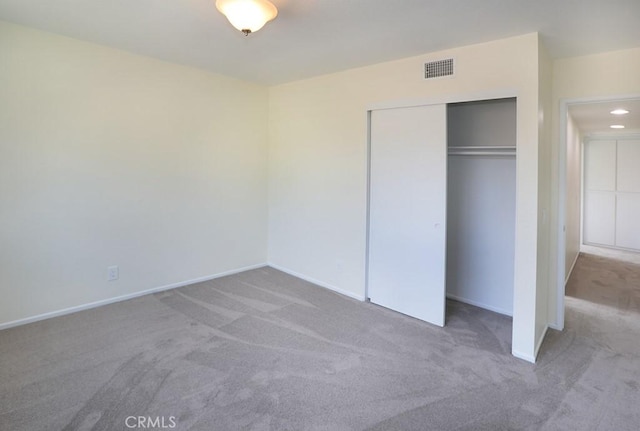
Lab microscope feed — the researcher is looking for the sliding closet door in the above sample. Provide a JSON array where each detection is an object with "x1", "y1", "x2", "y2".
[{"x1": 368, "y1": 104, "x2": 447, "y2": 327}]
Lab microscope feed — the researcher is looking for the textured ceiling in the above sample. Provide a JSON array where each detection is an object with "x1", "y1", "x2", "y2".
[{"x1": 0, "y1": 0, "x2": 639, "y2": 85}]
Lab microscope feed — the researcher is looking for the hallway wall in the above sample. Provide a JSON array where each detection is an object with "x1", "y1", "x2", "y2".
[{"x1": 565, "y1": 113, "x2": 582, "y2": 280}]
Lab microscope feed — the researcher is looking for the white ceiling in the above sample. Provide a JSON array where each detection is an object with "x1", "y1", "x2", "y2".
[
  {"x1": 0, "y1": 0, "x2": 639, "y2": 85},
  {"x1": 569, "y1": 99, "x2": 640, "y2": 137}
]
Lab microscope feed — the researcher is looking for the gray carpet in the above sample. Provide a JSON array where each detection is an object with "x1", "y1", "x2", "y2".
[{"x1": 1, "y1": 253, "x2": 639, "y2": 430}]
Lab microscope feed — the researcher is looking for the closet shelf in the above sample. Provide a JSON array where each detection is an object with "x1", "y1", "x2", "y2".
[{"x1": 448, "y1": 146, "x2": 516, "y2": 157}]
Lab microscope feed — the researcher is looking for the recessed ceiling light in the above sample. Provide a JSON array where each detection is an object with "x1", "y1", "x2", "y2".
[
  {"x1": 610, "y1": 125, "x2": 625, "y2": 129},
  {"x1": 610, "y1": 109, "x2": 629, "y2": 115}
]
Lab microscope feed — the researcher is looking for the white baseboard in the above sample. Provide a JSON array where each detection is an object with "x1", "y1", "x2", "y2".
[
  {"x1": 0, "y1": 263, "x2": 268, "y2": 331},
  {"x1": 534, "y1": 324, "x2": 550, "y2": 360},
  {"x1": 267, "y1": 263, "x2": 366, "y2": 302},
  {"x1": 512, "y1": 324, "x2": 549, "y2": 364},
  {"x1": 565, "y1": 252, "x2": 580, "y2": 286},
  {"x1": 446, "y1": 294, "x2": 512, "y2": 317},
  {"x1": 512, "y1": 349, "x2": 536, "y2": 363}
]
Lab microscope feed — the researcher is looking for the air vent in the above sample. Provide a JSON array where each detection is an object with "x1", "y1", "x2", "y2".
[{"x1": 424, "y1": 58, "x2": 455, "y2": 80}]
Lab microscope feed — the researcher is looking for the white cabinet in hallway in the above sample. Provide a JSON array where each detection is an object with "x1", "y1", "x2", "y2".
[{"x1": 583, "y1": 139, "x2": 640, "y2": 252}]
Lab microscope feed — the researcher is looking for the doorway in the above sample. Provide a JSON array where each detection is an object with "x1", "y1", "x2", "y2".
[{"x1": 555, "y1": 95, "x2": 640, "y2": 329}]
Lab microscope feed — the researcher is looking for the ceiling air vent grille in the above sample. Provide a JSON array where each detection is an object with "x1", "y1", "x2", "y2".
[{"x1": 424, "y1": 58, "x2": 455, "y2": 80}]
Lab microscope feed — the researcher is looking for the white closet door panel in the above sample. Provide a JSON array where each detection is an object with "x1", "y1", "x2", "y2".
[
  {"x1": 583, "y1": 191, "x2": 616, "y2": 246},
  {"x1": 615, "y1": 193, "x2": 640, "y2": 250},
  {"x1": 585, "y1": 140, "x2": 616, "y2": 191},
  {"x1": 369, "y1": 104, "x2": 447, "y2": 327},
  {"x1": 617, "y1": 140, "x2": 640, "y2": 193}
]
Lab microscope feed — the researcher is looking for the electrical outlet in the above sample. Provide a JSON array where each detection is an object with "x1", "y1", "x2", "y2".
[{"x1": 107, "y1": 265, "x2": 119, "y2": 281}]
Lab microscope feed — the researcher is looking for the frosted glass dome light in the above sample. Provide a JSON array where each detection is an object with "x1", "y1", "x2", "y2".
[{"x1": 216, "y1": 0, "x2": 278, "y2": 35}]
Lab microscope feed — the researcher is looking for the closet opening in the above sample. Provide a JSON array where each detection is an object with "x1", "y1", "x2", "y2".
[{"x1": 446, "y1": 98, "x2": 517, "y2": 319}]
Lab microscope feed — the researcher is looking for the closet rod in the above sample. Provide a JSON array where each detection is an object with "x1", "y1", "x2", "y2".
[
  {"x1": 448, "y1": 145, "x2": 516, "y2": 157},
  {"x1": 448, "y1": 151, "x2": 516, "y2": 157},
  {"x1": 449, "y1": 146, "x2": 516, "y2": 151}
]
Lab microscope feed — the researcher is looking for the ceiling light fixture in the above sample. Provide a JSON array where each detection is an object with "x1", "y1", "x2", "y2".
[
  {"x1": 216, "y1": 0, "x2": 278, "y2": 36},
  {"x1": 610, "y1": 108, "x2": 630, "y2": 115},
  {"x1": 610, "y1": 125, "x2": 625, "y2": 129}
]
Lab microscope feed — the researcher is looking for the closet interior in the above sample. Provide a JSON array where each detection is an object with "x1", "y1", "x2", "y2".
[{"x1": 446, "y1": 98, "x2": 516, "y2": 316}]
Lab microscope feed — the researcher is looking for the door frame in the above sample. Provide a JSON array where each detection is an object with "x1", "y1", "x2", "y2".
[{"x1": 554, "y1": 93, "x2": 640, "y2": 330}]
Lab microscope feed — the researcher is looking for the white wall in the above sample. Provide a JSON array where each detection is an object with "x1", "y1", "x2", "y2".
[
  {"x1": 268, "y1": 33, "x2": 545, "y2": 361},
  {"x1": 565, "y1": 113, "x2": 582, "y2": 279},
  {"x1": 535, "y1": 41, "x2": 553, "y2": 351},
  {"x1": 548, "y1": 46, "x2": 640, "y2": 329},
  {"x1": 553, "y1": 48, "x2": 640, "y2": 99},
  {"x1": 0, "y1": 21, "x2": 269, "y2": 327}
]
